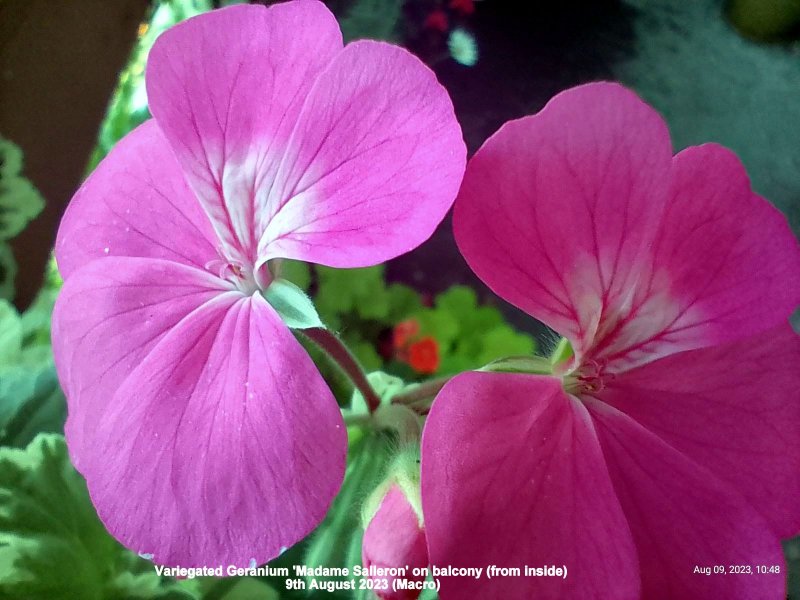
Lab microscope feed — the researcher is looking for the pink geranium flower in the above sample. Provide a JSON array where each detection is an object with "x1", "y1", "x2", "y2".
[
  {"x1": 421, "y1": 83, "x2": 800, "y2": 598},
  {"x1": 52, "y1": 1, "x2": 464, "y2": 567}
]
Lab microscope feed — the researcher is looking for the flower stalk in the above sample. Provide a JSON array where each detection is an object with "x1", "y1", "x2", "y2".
[{"x1": 302, "y1": 327, "x2": 382, "y2": 413}]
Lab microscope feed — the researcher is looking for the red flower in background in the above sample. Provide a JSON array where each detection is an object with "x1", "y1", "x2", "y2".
[
  {"x1": 408, "y1": 337, "x2": 440, "y2": 374},
  {"x1": 392, "y1": 319, "x2": 440, "y2": 374},
  {"x1": 393, "y1": 319, "x2": 421, "y2": 350},
  {"x1": 424, "y1": 8, "x2": 449, "y2": 33}
]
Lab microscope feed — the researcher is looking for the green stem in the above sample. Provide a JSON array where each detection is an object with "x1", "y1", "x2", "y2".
[
  {"x1": 392, "y1": 375, "x2": 452, "y2": 410},
  {"x1": 301, "y1": 327, "x2": 381, "y2": 413}
]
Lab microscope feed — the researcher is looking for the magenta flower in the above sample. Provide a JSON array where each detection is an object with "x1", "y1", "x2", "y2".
[
  {"x1": 421, "y1": 83, "x2": 800, "y2": 598},
  {"x1": 52, "y1": 1, "x2": 464, "y2": 567}
]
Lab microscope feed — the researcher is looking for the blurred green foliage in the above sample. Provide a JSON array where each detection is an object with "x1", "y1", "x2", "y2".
[
  {"x1": 728, "y1": 0, "x2": 800, "y2": 40},
  {"x1": 338, "y1": 0, "x2": 402, "y2": 43},
  {"x1": 87, "y1": 0, "x2": 215, "y2": 172},
  {"x1": 0, "y1": 435, "x2": 195, "y2": 600},
  {"x1": 282, "y1": 260, "x2": 535, "y2": 390},
  {"x1": 0, "y1": 138, "x2": 46, "y2": 301}
]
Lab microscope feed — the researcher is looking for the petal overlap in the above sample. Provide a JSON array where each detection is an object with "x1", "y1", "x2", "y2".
[
  {"x1": 454, "y1": 83, "x2": 672, "y2": 365},
  {"x1": 590, "y1": 144, "x2": 800, "y2": 369},
  {"x1": 54, "y1": 0, "x2": 465, "y2": 569},
  {"x1": 454, "y1": 82, "x2": 800, "y2": 372},
  {"x1": 428, "y1": 80, "x2": 800, "y2": 599}
]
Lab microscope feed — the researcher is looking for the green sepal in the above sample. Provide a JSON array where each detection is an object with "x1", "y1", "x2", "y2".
[
  {"x1": 480, "y1": 354, "x2": 554, "y2": 375},
  {"x1": 262, "y1": 278, "x2": 324, "y2": 330},
  {"x1": 550, "y1": 337, "x2": 575, "y2": 366}
]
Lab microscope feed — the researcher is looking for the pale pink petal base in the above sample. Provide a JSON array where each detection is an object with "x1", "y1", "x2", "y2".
[
  {"x1": 80, "y1": 293, "x2": 346, "y2": 567},
  {"x1": 146, "y1": 1, "x2": 343, "y2": 259},
  {"x1": 454, "y1": 83, "x2": 672, "y2": 362},
  {"x1": 589, "y1": 145, "x2": 800, "y2": 369},
  {"x1": 588, "y1": 400, "x2": 786, "y2": 599},
  {"x1": 421, "y1": 372, "x2": 640, "y2": 599},
  {"x1": 258, "y1": 40, "x2": 465, "y2": 269}
]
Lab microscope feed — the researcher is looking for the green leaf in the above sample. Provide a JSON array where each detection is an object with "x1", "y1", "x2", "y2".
[
  {"x1": 0, "y1": 137, "x2": 45, "y2": 242},
  {"x1": 348, "y1": 371, "x2": 406, "y2": 415},
  {"x1": 263, "y1": 279, "x2": 323, "y2": 330},
  {"x1": 475, "y1": 325, "x2": 536, "y2": 366},
  {"x1": 385, "y1": 284, "x2": 422, "y2": 321},
  {"x1": 0, "y1": 366, "x2": 66, "y2": 449},
  {"x1": 347, "y1": 338, "x2": 383, "y2": 372},
  {"x1": 339, "y1": 0, "x2": 402, "y2": 43},
  {"x1": 0, "y1": 242, "x2": 17, "y2": 301},
  {"x1": 0, "y1": 137, "x2": 22, "y2": 178},
  {"x1": 416, "y1": 308, "x2": 459, "y2": 347},
  {"x1": 196, "y1": 577, "x2": 279, "y2": 600},
  {"x1": 315, "y1": 266, "x2": 388, "y2": 322},
  {"x1": 0, "y1": 295, "x2": 65, "y2": 448},
  {"x1": 434, "y1": 285, "x2": 478, "y2": 318},
  {"x1": 0, "y1": 434, "x2": 193, "y2": 600},
  {"x1": 785, "y1": 537, "x2": 800, "y2": 600},
  {"x1": 0, "y1": 299, "x2": 22, "y2": 363},
  {"x1": 218, "y1": 578, "x2": 278, "y2": 599}
]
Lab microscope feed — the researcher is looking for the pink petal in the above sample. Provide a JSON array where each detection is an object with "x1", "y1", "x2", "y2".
[
  {"x1": 599, "y1": 323, "x2": 800, "y2": 538},
  {"x1": 55, "y1": 120, "x2": 218, "y2": 280},
  {"x1": 81, "y1": 292, "x2": 346, "y2": 567},
  {"x1": 657, "y1": 145, "x2": 796, "y2": 348},
  {"x1": 588, "y1": 400, "x2": 786, "y2": 599},
  {"x1": 256, "y1": 40, "x2": 466, "y2": 269},
  {"x1": 51, "y1": 258, "x2": 232, "y2": 468},
  {"x1": 145, "y1": 1, "x2": 343, "y2": 262},
  {"x1": 590, "y1": 145, "x2": 800, "y2": 368},
  {"x1": 454, "y1": 82, "x2": 672, "y2": 365},
  {"x1": 362, "y1": 484, "x2": 429, "y2": 600},
  {"x1": 421, "y1": 372, "x2": 639, "y2": 599}
]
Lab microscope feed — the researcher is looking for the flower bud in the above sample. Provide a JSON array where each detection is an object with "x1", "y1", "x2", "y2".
[{"x1": 362, "y1": 484, "x2": 428, "y2": 599}]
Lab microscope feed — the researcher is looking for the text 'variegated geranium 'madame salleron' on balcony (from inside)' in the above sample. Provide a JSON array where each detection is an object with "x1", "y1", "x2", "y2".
[
  {"x1": 51, "y1": 0, "x2": 465, "y2": 568},
  {"x1": 421, "y1": 82, "x2": 800, "y2": 599}
]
